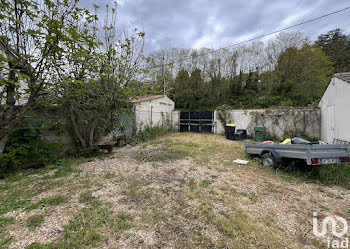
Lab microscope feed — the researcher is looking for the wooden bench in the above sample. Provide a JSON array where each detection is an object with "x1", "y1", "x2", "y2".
[{"x1": 97, "y1": 141, "x2": 116, "y2": 154}]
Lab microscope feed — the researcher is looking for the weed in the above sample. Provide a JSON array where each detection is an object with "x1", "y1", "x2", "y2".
[
  {"x1": 103, "y1": 172, "x2": 116, "y2": 179},
  {"x1": 115, "y1": 212, "x2": 132, "y2": 230},
  {"x1": 345, "y1": 209, "x2": 350, "y2": 218},
  {"x1": 263, "y1": 216, "x2": 275, "y2": 226},
  {"x1": 78, "y1": 191, "x2": 96, "y2": 205},
  {"x1": 0, "y1": 236, "x2": 13, "y2": 248},
  {"x1": 28, "y1": 195, "x2": 67, "y2": 210},
  {"x1": 319, "y1": 205, "x2": 330, "y2": 212},
  {"x1": 128, "y1": 126, "x2": 170, "y2": 146},
  {"x1": 26, "y1": 215, "x2": 44, "y2": 231},
  {"x1": 201, "y1": 180, "x2": 212, "y2": 188},
  {"x1": 152, "y1": 212, "x2": 169, "y2": 223},
  {"x1": 0, "y1": 216, "x2": 15, "y2": 226},
  {"x1": 277, "y1": 162, "x2": 350, "y2": 189},
  {"x1": 0, "y1": 216, "x2": 15, "y2": 234},
  {"x1": 26, "y1": 203, "x2": 108, "y2": 248},
  {"x1": 46, "y1": 159, "x2": 82, "y2": 179},
  {"x1": 0, "y1": 196, "x2": 32, "y2": 216},
  {"x1": 134, "y1": 147, "x2": 188, "y2": 162},
  {"x1": 189, "y1": 179, "x2": 196, "y2": 191}
]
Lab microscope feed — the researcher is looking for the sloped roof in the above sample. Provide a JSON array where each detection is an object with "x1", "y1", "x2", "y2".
[
  {"x1": 131, "y1": 95, "x2": 165, "y2": 103},
  {"x1": 334, "y1": 72, "x2": 350, "y2": 84}
]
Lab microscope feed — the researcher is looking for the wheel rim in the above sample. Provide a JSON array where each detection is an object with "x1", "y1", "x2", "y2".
[{"x1": 263, "y1": 156, "x2": 273, "y2": 167}]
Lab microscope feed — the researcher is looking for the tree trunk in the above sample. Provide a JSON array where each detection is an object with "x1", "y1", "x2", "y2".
[
  {"x1": 88, "y1": 119, "x2": 97, "y2": 147},
  {"x1": 70, "y1": 109, "x2": 87, "y2": 148},
  {"x1": 0, "y1": 135, "x2": 8, "y2": 153},
  {"x1": 0, "y1": 69, "x2": 16, "y2": 153}
]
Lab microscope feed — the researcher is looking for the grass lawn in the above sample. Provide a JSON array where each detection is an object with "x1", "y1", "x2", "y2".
[{"x1": 0, "y1": 132, "x2": 349, "y2": 248}]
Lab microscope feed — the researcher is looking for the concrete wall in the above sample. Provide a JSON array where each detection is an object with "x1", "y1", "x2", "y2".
[
  {"x1": 43, "y1": 130, "x2": 75, "y2": 152},
  {"x1": 134, "y1": 96, "x2": 175, "y2": 131},
  {"x1": 319, "y1": 77, "x2": 350, "y2": 143},
  {"x1": 171, "y1": 110, "x2": 180, "y2": 131},
  {"x1": 213, "y1": 107, "x2": 320, "y2": 140}
]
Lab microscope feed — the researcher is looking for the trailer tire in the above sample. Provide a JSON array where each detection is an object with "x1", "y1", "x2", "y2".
[{"x1": 261, "y1": 153, "x2": 279, "y2": 169}]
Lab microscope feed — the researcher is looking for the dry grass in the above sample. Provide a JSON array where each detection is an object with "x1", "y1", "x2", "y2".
[{"x1": 1, "y1": 132, "x2": 349, "y2": 248}]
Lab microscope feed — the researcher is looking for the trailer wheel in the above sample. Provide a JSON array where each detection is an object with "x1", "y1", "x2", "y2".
[{"x1": 261, "y1": 153, "x2": 278, "y2": 169}]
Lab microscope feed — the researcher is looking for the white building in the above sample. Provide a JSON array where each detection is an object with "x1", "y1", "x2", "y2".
[
  {"x1": 132, "y1": 95, "x2": 176, "y2": 131},
  {"x1": 0, "y1": 41, "x2": 30, "y2": 106},
  {"x1": 319, "y1": 72, "x2": 350, "y2": 143}
]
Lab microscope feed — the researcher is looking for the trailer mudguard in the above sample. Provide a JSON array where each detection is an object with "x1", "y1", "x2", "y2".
[{"x1": 260, "y1": 149, "x2": 282, "y2": 163}]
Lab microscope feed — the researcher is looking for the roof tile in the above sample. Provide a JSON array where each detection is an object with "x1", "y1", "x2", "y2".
[
  {"x1": 131, "y1": 95, "x2": 165, "y2": 103},
  {"x1": 334, "y1": 72, "x2": 350, "y2": 84}
]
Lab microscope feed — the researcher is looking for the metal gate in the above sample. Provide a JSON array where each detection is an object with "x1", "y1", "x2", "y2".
[{"x1": 179, "y1": 111, "x2": 214, "y2": 133}]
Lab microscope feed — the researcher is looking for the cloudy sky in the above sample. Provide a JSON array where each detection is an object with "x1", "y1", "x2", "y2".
[{"x1": 79, "y1": 0, "x2": 350, "y2": 54}]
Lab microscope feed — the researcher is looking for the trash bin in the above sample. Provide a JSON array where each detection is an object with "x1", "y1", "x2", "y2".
[
  {"x1": 254, "y1": 126, "x2": 266, "y2": 141},
  {"x1": 225, "y1": 124, "x2": 236, "y2": 140},
  {"x1": 234, "y1": 129, "x2": 248, "y2": 140}
]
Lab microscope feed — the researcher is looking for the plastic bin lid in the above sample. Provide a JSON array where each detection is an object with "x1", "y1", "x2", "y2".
[
  {"x1": 226, "y1": 124, "x2": 236, "y2": 127},
  {"x1": 254, "y1": 126, "x2": 266, "y2": 131}
]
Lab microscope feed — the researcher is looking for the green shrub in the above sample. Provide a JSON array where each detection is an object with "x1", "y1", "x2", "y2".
[
  {"x1": 128, "y1": 126, "x2": 169, "y2": 146},
  {"x1": 0, "y1": 122, "x2": 60, "y2": 178}
]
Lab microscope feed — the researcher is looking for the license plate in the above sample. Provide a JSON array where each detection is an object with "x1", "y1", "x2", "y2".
[{"x1": 321, "y1": 158, "x2": 337, "y2": 164}]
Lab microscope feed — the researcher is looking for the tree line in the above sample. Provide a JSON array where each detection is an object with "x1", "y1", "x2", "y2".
[{"x1": 144, "y1": 29, "x2": 350, "y2": 110}]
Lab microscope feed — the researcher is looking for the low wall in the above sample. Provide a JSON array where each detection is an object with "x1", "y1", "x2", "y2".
[{"x1": 213, "y1": 107, "x2": 321, "y2": 140}]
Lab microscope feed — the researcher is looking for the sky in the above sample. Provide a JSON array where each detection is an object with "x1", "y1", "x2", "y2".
[{"x1": 79, "y1": 0, "x2": 350, "y2": 55}]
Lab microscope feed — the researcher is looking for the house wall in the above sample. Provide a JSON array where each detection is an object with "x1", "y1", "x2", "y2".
[
  {"x1": 134, "y1": 96, "x2": 175, "y2": 131},
  {"x1": 213, "y1": 108, "x2": 320, "y2": 140},
  {"x1": 0, "y1": 46, "x2": 29, "y2": 106},
  {"x1": 319, "y1": 77, "x2": 350, "y2": 143}
]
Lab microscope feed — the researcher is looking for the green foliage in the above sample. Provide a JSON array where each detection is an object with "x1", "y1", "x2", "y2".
[
  {"x1": 0, "y1": 122, "x2": 60, "y2": 178},
  {"x1": 128, "y1": 126, "x2": 170, "y2": 146},
  {"x1": 216, "y1": 105, "x2": 233, "y2": 126},
  {"x1": 272, "y1": 45, "x2": 333, "y2": 106},
  {"x1": 316, "y1": 28, "x2": 350, "y2": 73}
]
